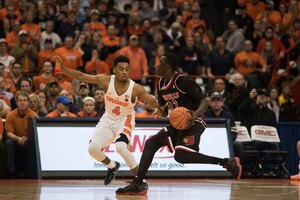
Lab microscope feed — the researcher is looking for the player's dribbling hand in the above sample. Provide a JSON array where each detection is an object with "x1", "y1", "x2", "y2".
[{"x1": 157, "y1": 102, "x2": 171, "y2": 118}]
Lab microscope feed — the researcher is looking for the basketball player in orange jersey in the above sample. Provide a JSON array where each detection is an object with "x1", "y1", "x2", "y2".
[
  {"x1": 55, "y1": 55, "x2": 159, "y2": 185},
  {"x1": 116, "y1": 53, "x2": 242, "y2": 195}
]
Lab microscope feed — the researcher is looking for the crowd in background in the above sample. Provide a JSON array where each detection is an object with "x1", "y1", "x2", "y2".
[{"x1": 1, "y1": 0, "x2": 300, "y2": 178}]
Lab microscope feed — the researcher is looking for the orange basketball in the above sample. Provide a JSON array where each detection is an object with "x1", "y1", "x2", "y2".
[{"x1": 169, "y1": 107, "x2": 192, "y2": 130}]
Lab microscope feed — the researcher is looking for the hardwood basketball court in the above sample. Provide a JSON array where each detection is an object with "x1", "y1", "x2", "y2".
[{"x1": 0, "y1": 178, "x2": 298, "y2": 200}]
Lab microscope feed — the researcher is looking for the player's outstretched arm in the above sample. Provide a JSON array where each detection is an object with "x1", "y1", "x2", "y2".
[
  {"x1": 134, "y1": 84, "x2": 159, "y2": 111},
  {"x1": 55, "y1": 56, "x2": 109, "y2": 84}
]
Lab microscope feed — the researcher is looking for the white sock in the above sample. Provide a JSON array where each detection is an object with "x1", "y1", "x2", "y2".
[{"x1": 106, "y1": 160, "x2": 116, "y2": 169}]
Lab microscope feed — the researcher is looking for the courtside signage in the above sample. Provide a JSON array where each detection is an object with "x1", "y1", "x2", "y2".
[{"x1": 36, "y1": 126, "x2": 230, "y2": 172}]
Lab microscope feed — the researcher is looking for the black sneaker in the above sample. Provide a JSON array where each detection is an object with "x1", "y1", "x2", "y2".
[
  {"x1": 116, "y1": 179, "x2": 148, "y2": 195},
  {"x1": 104, "y1": 162, "x2": 120, "y2": 185},
  {"x1": 223, "y1": 157, "x2": 242, "y2": 180}
]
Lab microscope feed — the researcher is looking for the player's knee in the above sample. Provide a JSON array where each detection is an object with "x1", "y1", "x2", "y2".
[
  {"x1": 88, "y1": 142, "x2": 101, "y2": 157},
  {"x1": 174, "y1": 150, "x2": 187, "y2": 164},
  {"x1": 115, "y1": 141, "x2": 127, "y2": 154}
]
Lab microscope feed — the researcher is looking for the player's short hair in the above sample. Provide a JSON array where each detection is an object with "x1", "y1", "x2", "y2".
[
  {"x1": 164, "y1": 52, "x2": 179, "y2": 71},
  {"x1": 113, "y1": 55, "x2": 130, "y2": 67}
]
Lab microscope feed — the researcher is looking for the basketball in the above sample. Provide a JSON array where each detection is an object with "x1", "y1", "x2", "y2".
[{"x1": 169, "y1": 107, "x2": 192, "y2": 130}]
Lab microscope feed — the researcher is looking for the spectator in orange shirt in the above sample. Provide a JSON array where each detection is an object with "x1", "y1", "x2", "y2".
[
  {"x1": 85, "y1": 49, "x2": 110, "y2": 75},
  {"x1": 5, "y1": 91, "x2": 38, "y2": 178},
  {"x1": 256, "y1": 1, "x2": 281, "y2": 27},
  {"x1": 235, "y1": 40, "x2": 266, "y2": 76},
  {"x1": 282, "y1": 0, "x2": 300, "y2": 29},
  {"x1": 186, "y1": 8, "x2": 207, "y2": 32},
  {"x1": 0, "y1": 63, "x2": 16, "y2": 93},
  {"x1": 54, "y1": 36, "x2": 83, "y2": 72},
  {"x1": 181, "y1": 1, "x2": 192, "y2": 22},
  {"x1": 89, "y1": 9, "x2": 107, "y2": 37},
  {"x1": 33, "y1": 60, "x2": 57, "y2": 91},
  {"x1": 0, "y1": 5, "x2": 22, "y2": 26},
  {"x1": 21, "y1": 11, "x2": 41, "y2": 45},
  {"x1": 6, "y1": 20, "x2": 21, "y2": 50},
  {"x1": 46, "y1": 95, "x2": 77, "y2": 117},
  {"x1": 246, "y1": 0, "x2": 265, "y2": 21},
  {"x1": 118, "y1": 35, "x2": 148, "y2": 83},
  {"x1": 76, "y1": 96, "x2": 97, "y2": 117},
  {"x1": 53, "y1": 67, "x2": 74, "y2": 95},
  {"x1": 102, "y1": 25, "x2": 121, "y2": 68},
  {"x1": 148, "y1": 44, "x2": 165, "y2": 76},
  {"x1": 102, "y1": 25, "x2": 120, "y2": 54},
  {"x1": 127, "y1": 12, "x2": 145, "y2": 37},
  {"x1": 38, "y1": 38, "x2": 56, "y2": 72}
]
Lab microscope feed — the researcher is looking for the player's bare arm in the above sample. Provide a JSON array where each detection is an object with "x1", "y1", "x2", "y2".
[
  {"x1": 187, "y1": 98, "x2": 209, "y2": 127},
  {"x1": 55, "y1": 56, "x2": 110, "y2": 86},
  {"x1": 133, "y1": 84, "x2": 159, "y2": 110}
]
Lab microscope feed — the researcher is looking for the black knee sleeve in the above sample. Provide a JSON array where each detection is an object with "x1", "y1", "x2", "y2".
[{"x1": 115, "y1": 133, "x2": 129, "y2": 144}]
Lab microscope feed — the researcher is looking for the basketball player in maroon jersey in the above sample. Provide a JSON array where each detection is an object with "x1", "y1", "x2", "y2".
[{"x1": 116, "y1": 53, "x2": 242, "y2": 195}]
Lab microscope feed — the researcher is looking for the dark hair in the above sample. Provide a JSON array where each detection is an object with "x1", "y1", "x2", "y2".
[
  {"x1": 113, "y1": 55, "x2": 130, "y2": 67},
  {"x1": 95, "y1": 87, "x2": 104, "y2": 91},
  {"x1": 164, "y1": 52, "x2": 179, "y2": 71},
  {"x1": 0, "y1": 62, "x2": 4, "y2": 67},
  {"x1": 12, "y1": 61, "x2": 22, "y2": 68},
  {"x1": 17, "y1": 77, "x2": 33, "y2": 90},
  {"x1": 124, "y1": 3, "x2": 132, "y2": 11}
]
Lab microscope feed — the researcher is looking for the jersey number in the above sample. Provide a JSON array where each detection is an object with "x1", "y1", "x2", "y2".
[{"x1": 112, "y1": 106, "x2": 121, "y2": 115}]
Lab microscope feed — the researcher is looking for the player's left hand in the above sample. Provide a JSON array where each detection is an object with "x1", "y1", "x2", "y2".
[{"x1": 157, "y1": 102, "x2": 171, "y2": 118}]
